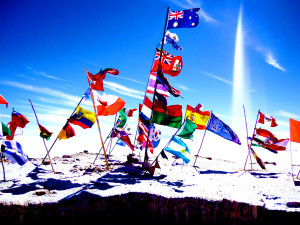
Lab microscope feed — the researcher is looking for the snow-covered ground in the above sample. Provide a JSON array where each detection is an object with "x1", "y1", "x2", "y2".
[{"x1": 1, "y1": 133, "x2": 300, "y2": 213}]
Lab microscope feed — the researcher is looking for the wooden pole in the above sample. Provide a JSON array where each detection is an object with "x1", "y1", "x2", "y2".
[
  {"x1": 243, "y1": 105, "x2": 253, "y2": 170},
  {"x1": 40, "y1": 95, "x2": 85, "y2": 164},
  {"x1": 29, "y1": 99, "x2": 55, "y2": 174},
  {"x1": 86, "y1": 68, "x2": 110, "y2": 171},
  {"x1": 244, "y1": 109, "x2": 259, "y2": 170},
  {"x1": 93, "y1": 113, "x2": 118, "y2": 164}
]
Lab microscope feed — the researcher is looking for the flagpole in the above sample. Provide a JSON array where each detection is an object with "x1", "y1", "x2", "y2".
[
  {"x1": 193, "y1": 129, "x2": 207, "y2": 167},
  {"x1": 86, "y1": 68, "x2": 110, "y2": 171},
  {"x1": 143, "y1": 6, "x2": 170, "y2": 166},
  {"x1": 193, "y1": 111, "x2": 212, "y2": 167},
  {"x1": 40, "y1": 95, "x2": 85, "y2": 164},
  {"x1": 93, "y1": 113, "x2": 118, "y2": 164},
  {"x1": 0, "y1": 150, "x2": 6, "y2": 181},
  {"x1": 244, "y1": 109, "x2": 259, "y2": 170},
  {"x1": 29, "y1": 99, "x2": 56, "y2": 174},
  {"x1": 243, "y1": 105, "x2": 253, "y2": 170},
  {"x1": 150, "y1": 117, "x2": 186, "y2": 167}
]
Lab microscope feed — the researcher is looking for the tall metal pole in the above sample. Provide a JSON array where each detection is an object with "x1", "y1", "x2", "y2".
[{"x1": 143, "y1": 6, "x2": 170, "y2": 165}]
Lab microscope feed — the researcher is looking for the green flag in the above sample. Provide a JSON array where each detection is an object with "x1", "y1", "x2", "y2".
[
  {"x1": 177, "y1": 119, "x2": 197, "y2": 139},
  {"x1": 116, "y1": 108, "x2": 127, "y2": 128},
  {"x1": 0, "y1": 121, "x2": 11, "y2": 137}
]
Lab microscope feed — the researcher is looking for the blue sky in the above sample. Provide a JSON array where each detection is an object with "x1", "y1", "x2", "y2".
[{"x1": 1, "y1": 0, "x2": 299, "y2": 144}]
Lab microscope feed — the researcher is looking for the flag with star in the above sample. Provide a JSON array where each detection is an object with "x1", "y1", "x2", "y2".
[{"x1": 167, "y1": 8, "x2": 200, "y2": 29}]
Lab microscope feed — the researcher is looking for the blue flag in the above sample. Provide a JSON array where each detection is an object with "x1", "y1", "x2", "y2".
[
  {"x1": 164, "y1": 137, "x2": 190, "y2": 164},
  {"x1": 167, "y1": 8, "x2": 200, "y2": 29},
  {"x1": 2, "y1": 140, "x2": 29, "y2": 166},
  {"x1": 207, "y1": 113, "x2": 241, "y2": 145}
]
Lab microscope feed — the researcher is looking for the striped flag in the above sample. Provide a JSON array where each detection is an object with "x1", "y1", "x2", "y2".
[
  {"x1": 164, "y1": 137, "x2": 190, "y2": 164},
  {"x1": 146, "y1": 72, "x2": 170, "y2": 97},
  {"x1": 2, "y1": 140, "x2": 28, "y2": 166},
  {"x1": 253, "y1": 128, "x2": 288, "y2": 151}
]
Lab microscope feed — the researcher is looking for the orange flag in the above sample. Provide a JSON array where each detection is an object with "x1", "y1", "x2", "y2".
[{"x1": 290, "y1": 118, "x2": 300, "y2": 143}]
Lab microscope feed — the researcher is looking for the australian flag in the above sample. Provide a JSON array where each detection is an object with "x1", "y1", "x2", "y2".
[{"x1": 167, "y1": 8, "x2": 200, "y2": 29}]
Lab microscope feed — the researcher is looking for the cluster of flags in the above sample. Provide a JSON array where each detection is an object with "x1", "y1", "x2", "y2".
[
  {"x1": 247, "y1": 110, "x2": 289, "y2": 169},
  {"x1": 0, "y1": 6, "x2": 300, "y2": 180}
]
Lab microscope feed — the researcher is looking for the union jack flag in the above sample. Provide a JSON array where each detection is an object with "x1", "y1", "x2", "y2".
[{"x1": 168, "y1": 10, "x2": 184, "y2": 20}]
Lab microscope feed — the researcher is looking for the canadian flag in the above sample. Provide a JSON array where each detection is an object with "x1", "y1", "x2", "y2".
[{"x1": 258, "y1": 111, "x2": 278, "y2": 127}]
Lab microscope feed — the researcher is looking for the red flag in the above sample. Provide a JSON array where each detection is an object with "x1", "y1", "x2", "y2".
[
  {"x1": 258, "y1": 111, "x2": 278, "y2": 127},
  {"x1": 58, "y1": 123, "x2": 75, "y2": 140},
  {"x1": 151, "y1": 49, "x2": 183, "y2": 77},
  {"x1": 290, "y1": 118, "x2": 300, "y2": 143},
  {"x1": 6, "y1": 110, "x2": 30, "y2": 140},
  {"x1": 88, "y1": 68, "x2": 119, "y2": 91},
  {"x1": 0, "y1": 95, "x2": 8, "y2": 108}
]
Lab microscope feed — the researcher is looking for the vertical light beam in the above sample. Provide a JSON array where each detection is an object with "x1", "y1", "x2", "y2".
[{"x1": 232, "y1": 6, "x2": 246, "y2": 130}]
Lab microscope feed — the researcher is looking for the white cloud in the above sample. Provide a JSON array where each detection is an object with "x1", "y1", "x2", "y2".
[
  {"x1": 199, "y1": 70, "x2": 233, "y2": 85},
  {"x1": 27, "y1": 66, "x2": 63, "y2": 80},
  {"x1": 0, "y1": 81, "x2": 81, "y2": 105},
  {"x1": 265, "y1": 53, "x2": 286, "y2": 72},
  {"x1": 103, "y1": 81, "x2": 145, "y2": 100},
  {"x1": 277, "y1": 110, "x2": 300, "y2": 120}
]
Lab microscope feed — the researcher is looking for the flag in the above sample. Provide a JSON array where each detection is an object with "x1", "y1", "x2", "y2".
[
  {"x1": 140, "y1": 96, "x2": 153, "y2": 122},
  {"x1": 253, "y1": 128, "x2": 288, "y2": 151},
  {"x1": 185, "y1": 105, "x2": 210, "y2": 130},
  {"x1": 151, "y1": 99, "x2": 182, "y2": 128},
  {"x1": 0, "y1": 95, "x2": 8, "y2": 108},
  {"x1": 167, "y1": 8, "x2": 200, "y2": 29},
  {"x1": 156, "y1": 70, "x2": 181, "y2": 97},
  {"x1": 0, "y1": 122, "x2": 11, "y2": 137},
  {"x1": 123, "y1": 108, "x2": 137, "y2": 117},
  {"x1": 164, "y1": 31, "x2": 183, "y2": 50},
  {"x1": 164, "y1": 137, "x2": 190, "y2": 164},
  {"x1": 177, "y1": 118, "x2": 197, "y2": 139},
  {"x1": 93, "y1": 91, "x2": 125, "y2": 116},
  {"x1": 250, "y1": 147, "x2": 266, "y2": 170},
  {"x1": 2, "y1": 140, "x2": 28, "y2": 166},
  {"x1": 116, "y1": 138, "x2": 127, "y2": 146},
  {"x1": 39, "y1": 124, "x2": 53, "y2": 141},
  {"x1": 207, "y1": 113, "x2": 241, "y2": 145},
  {"x1": 116, "y1": 109, "x2": 127, "y2": 128},
  {"x1": 69, "y1": 106, "x2": 96, "y2": 129},
  {"x1": 83, "y1": 88, "x2": 91, "y2": 101},
  {"x1": 88, "y1": 68, "x2": 119, "y2": 91},
  {"x1": 10, "y1": 110, "x2": 30, "y2": 128},
  {"x1": 151, "y1": 49, "x2": 183, "y2": 77},
  {"x1": 146, "y1": 72, "x2": 171, "y2": 97},
  {"x1": 258, "y1": 111, "x2": 278, "y2": 127},
  {"x1": 58, "y1": 123, "x2": 75, "y2": 140},
  {"x1": 149, "y1": 124, "x2": 161, "y2": 148},
  {"x1": 290, "y1": 118, "x2": 300, "y2": 143},
  {"x1": 111, "y1": 128, "x2": 134, "y2": 151},
  {"x1": 6, "y1": 110, "x2": 30, "y2": 140}
]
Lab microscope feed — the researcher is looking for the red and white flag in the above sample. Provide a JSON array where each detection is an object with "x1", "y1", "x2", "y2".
[
  {"x1": 92, "y1": 91, "x2": 125, "y2": 116},
  {"x1": 258, "y1": 111, "x2": 278, "y2": 127}
]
